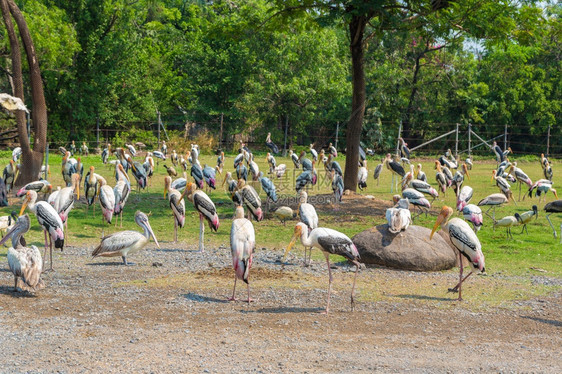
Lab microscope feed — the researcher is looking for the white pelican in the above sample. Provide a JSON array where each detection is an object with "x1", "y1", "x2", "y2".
[
  {"x1": 164, "y1": 176, "x2": 185, "y2": 242},
  {"x1": 92, "y1": 211, "x2": 159, "y2": 265},
  {"x1": 284, "y1": 223, "x2": 361, "y2": 314},
  {"x1": 0, "y1": 214, "x2": 43, "y2": 291},
  {"x1": 180, "y1": 182, "x2": 219, "y2": 252},
  {"x1": 229, "y1": 205, "x2": 256, "y2": 302},
  {"x1": 386, "y1": 197, "x2": 411, "y2": 233},
  {"x1": 430, "y1": 206, "x2": 485, "y2": 301},
  {"x1": 20, "y1": 190, "x2": 64, "y2": 271}
]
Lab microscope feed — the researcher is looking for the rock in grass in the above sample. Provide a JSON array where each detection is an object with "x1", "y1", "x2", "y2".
[{"x1": 352, "y1": 224, "x2": 457, "y2": 271}]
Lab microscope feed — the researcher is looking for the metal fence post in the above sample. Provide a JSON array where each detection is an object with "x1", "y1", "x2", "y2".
[
  {"x1": 396, "y1": 121, "x2": 402, "y2": 157},
  {"x1": 468, "y1": 123, "x2": 472, "y2": 157},
  {"x1": 547, "y1": 124, "x2": 551, "y2": 157},
  {"x1": 335, "y1": 122, "x2": 339, "y2": 150},
  {"x1": 157, "y1": 110, "x2": 161, "y2": 148},
  {"x1": 504, "y1": 123, "x2": 508, "y2": 151},
  {"x1": 96, "y1": 115, "x2": 100, "y2": 151},
  {"x1": 219, "y1": 113, "x2": 223, "y2": 149},
  {"x1": 455, "y1": 123, "x2": 459, "y2": 158}
]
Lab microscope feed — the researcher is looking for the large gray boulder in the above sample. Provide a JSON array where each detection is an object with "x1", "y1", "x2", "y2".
[{"x1": 352, "y1": 224, "x2": 458, "y2": 271}]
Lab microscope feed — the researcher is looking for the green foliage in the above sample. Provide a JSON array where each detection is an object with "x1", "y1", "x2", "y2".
[{"x1": 112, "y1": 128, "x2": 158, "y2": 149}]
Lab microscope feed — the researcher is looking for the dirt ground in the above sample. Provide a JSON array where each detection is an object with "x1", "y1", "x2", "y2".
[{"x1": 0, "y1": 239, "x2": 560, "y2": 374}]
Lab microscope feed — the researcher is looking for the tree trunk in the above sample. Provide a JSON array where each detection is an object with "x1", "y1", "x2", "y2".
[
  {"x1": 343, "y1": 15, "x2": 367, "y2": 192},
  {"x1": 402, "y1": 54, "x2": 422, "y2": 146},
  {"x1": 5, "y1": 0, "x2": 47, "y2": 186}
]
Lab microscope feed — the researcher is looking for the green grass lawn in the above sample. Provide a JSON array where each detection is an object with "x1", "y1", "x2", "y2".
[{"x1": 0, "y1": 148, "x2": 560, "y2": 280}]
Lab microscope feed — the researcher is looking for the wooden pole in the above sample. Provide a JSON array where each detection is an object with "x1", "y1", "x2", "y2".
[
  {"x1": 157, "y1": 110, "x2": 161, "y2": 148},
  {"x1": 96, "y1": 115, "x2": 100, "y2": 151},
  {"x1": 335, "y1": 122, "x2": 340, "y2": 150},
  {"x1": 219, "y1": 113, "x2": 223, "y2": 149},
  {"x1": 44, "y1": 143, "x2": 49, "y2": 180},
  {"x1": 455, "y1": 123, "x2": 459, "y2": 158},
  {"x1": 504, "y1": 123, "x2": 508, "y2": 151},
  {"x1": 547, "y1": 124, "x2": 551, "y2": 157},
  {"x1": 395, "y1": 121, "x2": 402, "y2": 158},
  {"x1": 468, "y1": 123, "x2": 472, "y2": 157},
  {"x1": 283, "y1": 115, "x2": 288, "y2": 157}
]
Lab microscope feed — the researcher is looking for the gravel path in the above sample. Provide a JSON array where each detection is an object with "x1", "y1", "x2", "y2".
[{"x1": 0, "y1": 242, "x2": 560, "y2": 373}]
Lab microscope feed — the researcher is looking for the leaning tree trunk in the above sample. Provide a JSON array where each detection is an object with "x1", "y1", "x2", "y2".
[
  {"x1": 343, "y1": 15, "x2": 367, "y2": 192},
  {"x1": 1, "y1": 0, "x2": 47, "y2": 186}
]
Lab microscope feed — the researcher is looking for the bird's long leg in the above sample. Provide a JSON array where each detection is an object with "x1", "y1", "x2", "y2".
[
  {"x1": 350, "y1": 263, "x2": 359, "y2": 312},
  {"x1": 42, "y1": 229, "x2": 48, "y2": 269},
  {"x1": 246, "y1": 282, "x2": 253, "y2": 303},
  {"x1": 449, "y1": 272, "x2": 473, "y2": 292},
  {"x1": 65, "y1": 220, "x2": 69, "y2": 247},
  {"x1": 199, "y1": 214, "x2": 205, "y2": 252},
  {"x1": 174, "y1": 218, "x2": 178, "y2": 243},
  {"x1": 120, "y1": 212, "x2": 123, "y2": 228},
  {"x1": 228, "y1": 276, "x2": 237, "y2": 301},
  {"x1": 457, "y1": 251, "x2": 463, "y2": 301},
  {"x1": 48, "y1": 235, "x2": 54, "y2": 272},
  {"x1": 390, "y1": 174, "x2": 394, "y2": 194},
  {"x1": 323, "y1": 254, "x2": 333, "y2": 314},
  {"x1": 518, "y1": 182, "x2": 522, "y2": 201},
  {"x1": 13, "y1": 274, "x2": 18, "y2": 292},
  {"x1": 546, "y1": 214, "x2": 557, "y2": 238}
]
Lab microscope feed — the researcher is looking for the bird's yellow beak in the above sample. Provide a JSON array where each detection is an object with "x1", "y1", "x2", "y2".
[
  {"x1": 465, "y1": 169, "x2": 470, "y2": 180},
  {"x1": 163, "y1": 186, "x2": 168, "y2": 198},
  {"x1": 19, "y1": 197, "x2": 29, "y2": 217},
  {"x1": 282, "y1": 234, "x2": 299, "y2": 262},
  {"x1": 76, "y1": 181, "x2": 80, "y2": 200},
  {"x1": 430, "y1": 212, "x2": 446, "y2": 240},
  {"x1": 553, "y1": 189, "x2": 558, "y2": 199}
]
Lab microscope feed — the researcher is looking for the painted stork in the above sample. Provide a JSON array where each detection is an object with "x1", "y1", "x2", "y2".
[
  {"x1": 216, "y1": 151, "x2": 225, "y2": 175},
  {"x1": 143, "y1": 154, "x2": 154, "y2": 185},
  {"x1": 462, "y1": 204, "x2": 483, "y2": 232},
  {"x1": 164, "y1": 176, "x2": 185, "y2": 242},
  {"x1": 54, "y1": 173, "x2": 80, "y2": 241},
  {"x1": 101, "y1": 144, "x2": 111, "y2": 164},
  {"x1": 331, "y1": 170, "x2": 344, "y2": 207},
  {"x1": 544, "y1": 161, "x2": 553, "y2": 181},
  {"x1": 81, "y1": 141, "x2": 88, "y2": 155},
  {"x1": 328, "y1": 142, "x2": 338, "y2": 158},
  {"x1": 430, "y1": 206, "x2": 485, "y2": 301},
  {"x1": 234, "y1": 150, "x2": 244, "y2": 169},
  {"x1": 266, "y1": 152, "x2": 276, "y2": 173},
  {"x1": 222, "y1": 172, "x2": 238, "y2": 200},
  {"x1": 259, "y1": 172, "x2": 277, "y2": 212},
  {"x1": 161, "y1": 141, "x2": 168, "y2": 156},
  {"x1": 284, "y1": 223, "x2": 361, "y2": 313},
  {"x1": 0, "y1": 178, "x2": 6, "y2": 206},
  {"x1": 296, "y1": 169, "x2": 315, "y2": 193},
  {"x1": 298, "y1": 191, "x2": 319, "y2": 266},
  {"x1": 401, "y1": 174, "x2": 438, "y2": 199},
  {"x1": 229, "y1": 205, "x2": 256, "y2": 302},
  {"x1": 92, "y1": 211, "x2": 159, "y2": 265},
  {"x1": 496, "y1": 159, "x2": 511, "y2": 177},
  {"x1": 3, "y1": 160, "x2": 18, "y2": 192},
  {"x1": 0, "y1": 214, "x2": 43, "y2": 291},
  {"x1": 442, "y1": 165, "x2": 454, "y2": 187},
  {"x1": 399, "y1": 138, "x2": 410, "y2": 159},
  {"x1": 98, "y1": 178, "x2": 115, "y2": 236},
  {"x1": 415, "y1": 164, "x2": 427, "y2": 183},
  {"x1": 69, "y1": 141, "x2": 76, "y2": 155},
  {"x1": 236, "y1": 162, "x2": 248, "y2": 182},
  {"x1": 190, "y1": 163, "x2": 204, "y2": 189},
  {"x1": 61, "y1": 152, "x2": 77, "y2": 187},
  {"x1": 309, "y1": 144, "x2": 318, "y2": 161},
  {"x1": 491, "y1": 169, "x2": 515, "y2": 203},
  {"x1": 492, "y1": 141, "x2": 505, "y2": 163},
  {"x1": 47, "y1": 187, "x2": 61, "y2": 207},
  {"x1": 265, "y1": 132, "x2": 279, "y2": 154},
  {"x1": 478, "y1": 193, "x2": 508, "y2": 221},
  {"x1": 16, "y1": 180, "x2": 52, "y2": 199},
  {"x1": 509, "y1": 162, "x2": 532, "y2": 201},
  {"x1": 113, "y1": 179, "x2": 130, "y2": 228},
  {"x1": 358, "y1": 145, "x2": 367, "y2": 166},
  {"x1": 299, "y1": 151, "x2": 313, "y2": 171},
  {"x1": 236, "y1": 179, "x2": 263, "y2": 221},
  {"x1": 358, "y1": 160, "x2": 368, "y2": 190},
  {"x1": 451, "y1": 163, "x2": 469, "y2": 195},
  {"x1": 84, "y1": 166, "x2": 98, "y2": 215},
  {"x1": 289, "y1": 150, "x2": 300, "y2": 169},
  {"x1": 328, "y1": 154, "x2": 343, "y2": 176},
  {"x1": 373, "y1": 158, "x2": 384, "y2": 186},
  {"x1": 402, "y1": 188, "x2": 431, "y2": 218},
  {"x1": 456, "y1": 185, "x2": 473, "y2": 211},
  {"x1": 172, "y1": 172, "x2": 188, "y2": 193},
  {"x1": 543, "y1": 200, "x2": 562, "y2": 239},
  {"x1": 273, "y1": 206, "x2": 295, "y2": 226},
  {"x1": 494, "y1": 215, "x2": 518, "y2": 239},
  {"x1": 248, "y1": 153, "x2": 260, "y2": 181},
  {"x1": 434, "y1": 161, "x2": 448, "y2": 196},
  {"x1": 439, "y1": 155, "x2": 457, "y2": 170},
  {"x1": 386, "y1": 197, "x2": 411, "y2": 233},
  {"x1": 532, "y1": 180, "x2": 557, "y2": 203},
  {"x1": 153, "y1": 150, "x2": 166, "y2": 161},
  {"x1": 202, "y1": 164, "x2": 217, "y2": 192},
  {"x1": 171, "y1": 150, "x2": 178, "y2": 166},
  {"x1": 12, "y1": 147, "x2": 21, "y2": 162},
  {"x1": 465, "y1": 156, "x2": 473, "y2": 170},
  {"x1": 385, "y1": 153, "x2": 405, "y2": 193},
  {"x1": 126, "y1": 155, "x2": 147, "y2": 191},
  {"x1": 514, "y1": 205, "x2": 538, "y2": 234},
  {"x1": 19, "y1": 190, "x2": 64, "y2": 272},
  {"x1": 180, "y1": 182, "x2": 220, "y2": 252}
]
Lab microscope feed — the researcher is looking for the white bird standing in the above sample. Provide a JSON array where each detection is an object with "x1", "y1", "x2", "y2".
[
  {"x1": 98, "y1": 178, "x2": 116, "y2": 236},
  {"x1": 0, "y1": 214, "x2": 43, "y2": 292},
  {"x1": 164, "y1": 176, "x2": 185, "y2": 243},
  {"x1": 386, "y1": 198, "x2": 411, "y2": 233},
  {"x1": 180, "y1": 182, "x2": 219, "y2": 252},
  {"x1": 228, "y1": 204, "x2": 256, "y2": 302},
  {"x1": 92, "y1": 211, "x2": 159, "y2": 265},
  {"x1": 298, "y1": 191, "x2": 319, "y2": 266},
  {"x1": 20, "y1": 190, "x2": 64, "y2": 271},
  {"x1": 430, "y1": 206, "x2": 485, "y2": 301},
  {"x1": 284, "y1": 223, "x2": 361, "y2": 314}
]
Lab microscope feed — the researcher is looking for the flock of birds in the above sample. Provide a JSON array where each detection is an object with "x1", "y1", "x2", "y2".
[{"x1": 0, "y1": 134, "x2": 560, "y2": 312}]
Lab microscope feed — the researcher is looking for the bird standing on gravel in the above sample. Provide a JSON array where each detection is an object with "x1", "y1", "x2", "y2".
[
  {"x1": 180, "y1": 182, "x2": 219, "y2": 252},
  {"x1": 229, "y1": 205, "x2": 255, "y2": 302},
  {"x1": 284, "y1": 223, "x2": 361, "y2": 314},
  {"x1": 92, "y1": 211, "x2": 159, "y2": 266},
  {"x1": 430, "y1": 206, "x2": 485, "y2": 301},
  {"x1": 164, "y1": 176, "x2": 185, "y2": 243}
]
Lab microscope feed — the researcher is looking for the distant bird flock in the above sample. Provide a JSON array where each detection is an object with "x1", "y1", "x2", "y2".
[{"x1": 0, "y1": 134, "x2": 558, "y2": 312}]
